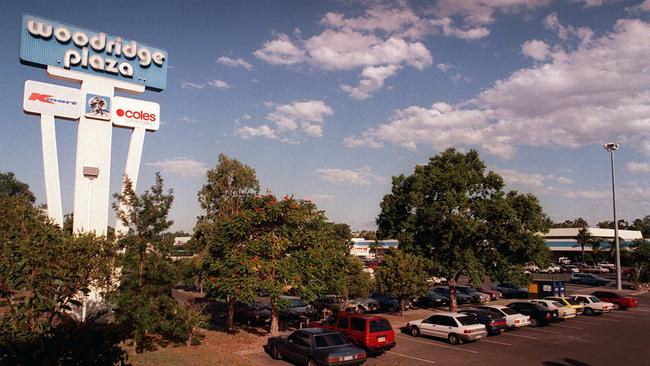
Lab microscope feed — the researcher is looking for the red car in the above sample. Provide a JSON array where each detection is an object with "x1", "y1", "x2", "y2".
[
  {"x1": 310, "y1": 313, "x2": 395, "y2": 354},
  {"x1": 591, "y1": 291, "x2": 639, "y2": 309},
  {"x1": 478, "y1": 287, "x2": 502, "y2": 301}
]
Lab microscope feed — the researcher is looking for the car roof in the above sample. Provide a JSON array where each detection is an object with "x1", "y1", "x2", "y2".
[
  {"x1": 460, "y1": 309, "x2": 494, "y2": 315},
  {"x1": 340, "y1": 313, "x2": 387, "y2": 321},
  {"x1": 281, "y1": 295, "x2": 301, "y2": 300},
  {"x1": 428, "y1": 311, "x2": 466, "y2": 317},
  {"x1": 481, "y1": 304, "x2": 507, "y2": 309},
  {"x1": 299, "y1": 328, "x2": 339, "y2": 335}
]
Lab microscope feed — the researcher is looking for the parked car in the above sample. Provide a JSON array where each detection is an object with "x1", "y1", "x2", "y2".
[
  {"x1": 558, "y1": 257, "x2": 571, "y2": 265},
  {"x1": 545, "y1": 296, "x2": 585, "y2": 315},
  {"x1": 310, "y1": 313, "x2": 396, "y2": 354},
  {"x1": 525, "y1": 264, "x2": 541, "y2": 273},
  {"x1": 415, "y1": 293, "x2": 450, "y2": 308},
  {"x1": 491, "y1": 283, "x2": 528, "y2": 299},
  {"x1": 570, "y1": 273, "x2": 610, "y2": 286},
  {"x1": 478, "y1": 304, "x2": 531, "y2": 328},
  {"x1": 477, "y1": 287, "x2": 503, "y2": 301},
  {"x1": 265, "y1": 328, "x2": 367, "y2": 366},
  {"x1": 431, "y1": 287, "x2": 473, "y2": 304},
  {"x1": 507, "y1": 302, "x2": 559, "y2": 326},
  {"x1": 459, "y1": 309, "x2": 508, "y2": 335},
  {"x1": 569, "y1": 294, "x2": 614, "y2": 316},
  {"x1": 456, "y1": 286, "x2": 490, "y2": 303},
  {"x1": 312, "y1": 295, "x2": 346, "y2": 313},
  {"x1": 597, "y1": 262, "x2": 616, "y2": 271},
  {"x1": 541, "y1": 263, "x2": 561, "y2": 273},
  {"x1": 234, "y1": 300, "x2": 271, "y2": 324},
  {"x1": 407, "y1": 312, "x2": 488, "y2": 345},
  {"x1": 280, "y1": 296, "x2": 317, "y2": 322},
  {"x1": 530, "y1": 299, "x2": 577, "y2": 319},
  {"x1": 591, "y1": 291, "x2": 639, "y2": 310},
  {"x1": 349, "y1": 298, "x2": 381, "y2": 313},
  {"x1": 368, "y1": 293, "x2": 404, "y2": 313},
  {"x1": 561, "y1": 265, "x2": 580, "y2": 274}
]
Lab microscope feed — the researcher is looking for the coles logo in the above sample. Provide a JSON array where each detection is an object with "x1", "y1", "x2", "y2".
[{"x1": 116, "y1": 108, "x2": 156, "y2": 122}]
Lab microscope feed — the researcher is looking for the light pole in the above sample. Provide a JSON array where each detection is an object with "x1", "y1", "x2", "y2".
[{"x1": 603, "y1": 142, "x2": 622, "y2": 291}]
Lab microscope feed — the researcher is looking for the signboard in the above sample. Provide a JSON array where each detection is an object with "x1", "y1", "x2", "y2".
[
  {"x1": 84, "y1": 93, "x2": 111, "y2": 121},
  {"x1": 112, "y1": 96, "x2": 160, "y2": 130},
  {"x1": 23, "y1": 80, "x2": 81, "y2": 119},
  {"x1": 20, "y1": 13, "x2": 168, "y2": 90}
]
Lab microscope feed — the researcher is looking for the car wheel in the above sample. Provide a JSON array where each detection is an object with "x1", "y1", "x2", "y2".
[
  {"x1": 270, "y1": 345, "x2": 281, "y2": 360},
  {"x1": 410, "y1": 326, "x2": 420, "y2": 337},
  {"x1": 530, "y1": 318, "x2": 539, "y2": 327},
  {"x1": 584, "y1": 307, "x2": 594, "y2": 316},
  {"x1": 448, "y1": 333, "x2": 461, "y2": 345}
]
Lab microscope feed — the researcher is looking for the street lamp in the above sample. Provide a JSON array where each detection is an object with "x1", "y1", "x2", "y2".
[{"x1": 603, "y1": 142, "x2": 622, "y2": 291}]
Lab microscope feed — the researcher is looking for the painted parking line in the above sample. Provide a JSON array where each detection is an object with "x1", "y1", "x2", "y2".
[
  {"x1": 396, "y1": 334, "x2": 480, "y2": 354},
  {"x1": 481, "y1": 339, "x2": 512, "y2": 346},
  {"x1": 501, "y1": 332, "x2": 538, "y2": 340},
  {"x1": 553, "y1": 324, "x2": 583, "y2": 330},
  {"x1": 519, "y1": 327, "x2": 563, "y2": 335},
  {"x1": 387, "y1": 351, "x2": 437, "y2": 364},
  {"x1": 578, "y1": 317, "x2": 620, "y2": 322}
]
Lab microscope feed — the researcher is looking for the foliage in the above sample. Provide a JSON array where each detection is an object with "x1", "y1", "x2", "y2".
[
  {"x1": 597, "y1": 220, "x2": 629, "y2": 230},
  {"x1": 344, "y1": 256, "x2": 373, "y2": 300},
  {"x1": 575, "y1": 228, "x2": 603, "y2": 264},
  {"x1": 374, "y1": 250, "x2": 429, "y2": 315},
  {"x1": 0, "y1": 172, "x2": 35, "y2": 203},
  {"x1": 113, "y1": 173, "x2": 194, "y2": 352},
  {"x1": 629, "y1": 239, "x2": 650, "y2": 286},
  {"x1": 376, "y1": 148, "x2": 551, "y2": 310},
  {"x1": 630, "y1": 216, "x2": 650, "y2": 238},
  {"x1": 0, "y1": 183, "x2": 123, "y2": 365},
  {"x1": 205, "y1": 194, "x2": 348, "y2": 335},
  {"x1": 552, "y1": 218, "x2": 588, "y2": 228}
]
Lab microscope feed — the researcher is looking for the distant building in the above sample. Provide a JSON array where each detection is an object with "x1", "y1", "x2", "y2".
[
  {"x1": 349, "y1": 238, "x2": 398, "y2": 258},
  {"x1": 541, "y1": 227, "x2": 642, "y2": 260},
  {"x1": 173, "y1": 236, "x2": 191, "y2": 247}
]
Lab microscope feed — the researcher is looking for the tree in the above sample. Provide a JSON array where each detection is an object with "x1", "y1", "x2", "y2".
[
  {"x1": 374, "y1": 250, "x2": 429, "y2": 315},
  {"x1": 344, "y1": 256, "x2": 373, "y2": 300},
  {"x1": 0, "y1": 172, "x2": 35, "y2": 203},
  {"x1": 0, "y1": 183, "x2": 122, "y2": 364},
  {"x1": 206, "y1": 194, "x2": 348, "y2": 335},
  {"x1": 376, "y1": 149, "x2": 551, "y2": 311},
  {"x1": 194, "y1": 154, "x2": 260, "y2": 332},
  {"x1": 630, "y1": 216, "x2": 650, "y2": 238},
  {"x1": 113, "y1": 173, "x2": 186, "y2": 352},
  {"x1": 629, "y1": 239, "x2": 650, "y2": 287},
  {"x1": 552, "y1": 218, "x2": 588, "y2": 228},
  {"x1": 597, "y1": 220, "x2": 629, "y2": 230},
  {"x1": 575, "y1": 228, "x2": 603, "y2": 264}
]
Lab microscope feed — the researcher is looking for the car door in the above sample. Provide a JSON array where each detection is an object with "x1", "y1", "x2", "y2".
[
  {"x1": 574, "y1": 296, "x2": 589, "y2": 305},
  {"x1": 430, "y1": 315, "x2": 456, "y2": 338},
  {"x1": 419, "y1": 315, "x2": 438, "y2": 336},
  {"x1": 337, "y1": 316, "x2": 350, "y2": 337},
  {"x1": 348, "y1": 317, "x2": 365, "y2": 345},
  {"x1": 283, "y1": 332, "x2": 309, "y2": 363}
]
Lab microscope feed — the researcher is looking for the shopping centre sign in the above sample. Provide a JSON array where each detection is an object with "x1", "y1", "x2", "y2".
[{"x1": 20, "y1": 13, "x2": 168, "y2": 90}]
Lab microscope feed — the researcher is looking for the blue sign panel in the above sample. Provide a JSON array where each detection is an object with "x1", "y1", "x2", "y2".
[{"x1": 20, "y1": 13, "x2": 168, "y2": 91}]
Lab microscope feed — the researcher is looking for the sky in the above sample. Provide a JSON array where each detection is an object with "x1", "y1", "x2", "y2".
[{"x1": 3, "y1": 0, "x2": 650, "y2": 233}]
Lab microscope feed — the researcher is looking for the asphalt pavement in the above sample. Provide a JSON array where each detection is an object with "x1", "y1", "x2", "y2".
[{"x1": 246, "y1": 280, "x2": 650, "y2": 366}]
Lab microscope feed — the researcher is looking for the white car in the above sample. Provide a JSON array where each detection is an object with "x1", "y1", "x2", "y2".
[
  {"x1": 597, "y1": 262, "x2": 616, "y2": 271},
  {"x1": 530, "y1": 299, "x2": 577, "y2": 319},
  {"x1": 407, "y1": 311, "x2": 488, "y2": 345},
  {"x1": 569, "y1": 294, "x2": 614, "y2": 316},
  {"x1": 542, "y1": 264, "x2": 561, "y2": 273},
  {"x1": 478, "y1": 305, "x2": 531, "y2": 328}
]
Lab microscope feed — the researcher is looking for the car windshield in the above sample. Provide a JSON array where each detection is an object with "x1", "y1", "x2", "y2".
[
  {"x1": 564, "y1": 298, "x2": 580, "y2": 306},
  {"x1": 290, "y1": 299, "x2": 307, "y2": 307},
  {"x1": 369, "y1": 319, "x2": 392, "y2": 332},
  {"x1": 501, "y1": 308, "x2": 519, "y2": 315},
  {"x1": 589, "y1": 296, "x2": 601, "y2": 303},
  {"x1": 456, "y1": 315, "x2": 481, "y2": 326},
  {"x1": 314, "y1": 333, "x2": 348, "y2": 348}
]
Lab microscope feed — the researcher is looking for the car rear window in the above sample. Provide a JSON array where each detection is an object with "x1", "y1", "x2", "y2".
[
  {"x1": 314, "y1": 333, "x2": 348, "y2": 348},
  {"x1": 551, "y1": 301, "x2": 564, "y2": 308},
  {"x1": 369, "y1": 319, "x2": 392, "y2": 332},
  {"x1": 456, "y1": 315, "x2": 481, "y2": 326},
  {"x1": 565, "y1": 298, "x2": 580, "y2": 306},
  {"x1": 501, "y1": 308, "x2": 519, "y2": 315}
]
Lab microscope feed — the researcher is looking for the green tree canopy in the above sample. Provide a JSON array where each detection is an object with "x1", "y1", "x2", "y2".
[
  {"x1": 374, "y1": 250, "x2": 430, "y2": 315},
  {"x1": 0, "y1": 172, "x2": 35, "y2": 204},
  {"x1": 552, "y1": 217, "x2": 588, "y2": 228},
  {"x1": 376, "y1": 148, "x2": 551, "y2": 310}
]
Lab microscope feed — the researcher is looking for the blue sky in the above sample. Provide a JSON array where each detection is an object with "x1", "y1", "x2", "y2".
[{"x1": 3, "y1": 0, "x2": 650, "y2": 232}]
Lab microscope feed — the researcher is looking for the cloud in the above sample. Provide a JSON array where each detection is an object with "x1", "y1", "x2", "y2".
[
  {"x1": 316, "y1": 166, "x2": 386, "y2": 186},
  {"x1": 146, "y1": 158, "x2": 207, "y2": 178},
  {"x1": 181, "y1": 116, "x2": 197, "y2": 123},
  {"x1": 235, "y1": 125, "x2": 277, "y2": 139},
  {"x1": 181, "y1": 81, "x2": 205, "y2": 89},
  {"x1": 544, "y1": 12, "x2": 593, "y2": 43},
  {"x1": 346, "y1": 19, "x2": 650, "y2": 159},
  {"x1": 628, "y1": 0, "x2": 650, "y2": 13},
  {"x1": 208, "y1": 79, "x2": 230, "y2": 89},
  {"x1": 217, "y1": 56, "x2": 253, "y2": 70},
  {"x1": 496, "y1": 168, "x2": 574, "y2": 189},
  {"x1": 437, "y1": 63, "x2": 452, "y2": 72},
  {"x1": 340, "y1": 65, "x2": 402, "y2": 100},
  {"x1": 521, "y1": 39, "x2": 550, "y2": 61},
  {"x1": 305, "y1": 193, "x2": 335, "y2": 201},
  {"x1": 236, "y1": 100, "x2": 333, "y2": 141},
  {"x1": 626, "y1": 161, "x2": 650, "y2": 173},
  {"x1": 253, "y1": 33, "x2": 306, "y2": 65}
]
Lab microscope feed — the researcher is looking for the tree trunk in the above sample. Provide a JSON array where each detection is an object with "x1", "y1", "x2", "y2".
[
  {"x1": 227, "y1": 297, "x2": 235, "y2": 331},
  {"x1": 399, "y1": 299, "x2": 405, "y2": 316},
  {"x1": 270, "y1": 302, "x2": 280, "y2": 336},
  {"x1": 448, "y1": 277, "x2": 458, "y2": 312},
  {"x1": 581, "y1": 244, "x2": 585, "y2": 264}
]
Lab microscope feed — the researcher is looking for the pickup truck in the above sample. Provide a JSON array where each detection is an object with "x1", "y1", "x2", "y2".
[{"x1": 309, "y1": 312, "x2": 396, "y2": 354}]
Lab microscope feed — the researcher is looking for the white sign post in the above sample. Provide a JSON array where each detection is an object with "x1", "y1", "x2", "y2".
[{"x1": 23, "y1": 80, "x2": 81, "y2": 226}]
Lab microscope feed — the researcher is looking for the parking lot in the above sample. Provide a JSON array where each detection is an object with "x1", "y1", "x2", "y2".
[{"x1": 246, "y1": 281, "x2": 650, "y2": 366}]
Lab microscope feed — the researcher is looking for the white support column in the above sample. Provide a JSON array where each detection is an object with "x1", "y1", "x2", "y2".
[
  {"x1": 115, "y1": 127, "x2": 146, "y2": 235},
  {"x1": 40, "y1": 114, "x2": 63, "y2": 226}
]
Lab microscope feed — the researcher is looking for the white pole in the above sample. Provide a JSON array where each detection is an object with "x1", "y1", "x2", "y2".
[
  {"x1": 115, "y1": 127, "x2": 146, "y2": 235},
  {"x1": 40, "y1": 114, "x2": 63, "y2": 226},
  {"x1": 609, "y1": 150, "x2": 622, "y2": 291}
]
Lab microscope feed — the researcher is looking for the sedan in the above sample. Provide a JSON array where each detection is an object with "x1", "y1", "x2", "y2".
[
  {"x1": 591, "y1": 291, "x2": 639, "y2": 310},
  {"x1": 407, "y1": 311, "x2": 488, "y2": 345},
  {"x1": 569, "y1": 294, "x2": 614, "y2": 316},
  {"x1": 507, "y1": 302, "x2": 559, "y2": 326},
  {"x1": 478, "y1": 305, "x2": 531, "y2": 328},
  {"x1": 266, "y1": 328, "x2": 367, "y2": 366},
  {"x1": 530, "y1": 299, "x2": 577, "y2": 319},
  {"x1": 491, "y1": 283, "x2": 528, "y2": 298},
  {"x1": 459, "y1": 309, "x2": 508, "y2": 335},
  {"x1": 570, "y1": 273, "x2": 610, "y2": 286},
  {"x1": 416, "y1": 293, "x2": 450, "y2": 308},
  {"x1": 430, "y1": 287, "x2": 474, "y2": 304}
]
